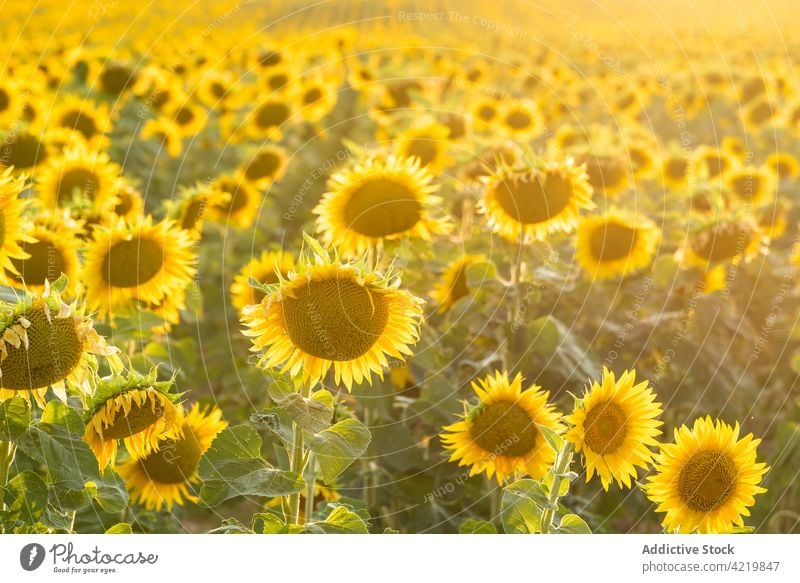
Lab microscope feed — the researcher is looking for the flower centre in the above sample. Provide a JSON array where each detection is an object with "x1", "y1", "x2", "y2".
[
  {"x1": 282, "y1": 277, "x2": 389, "y2": 361},
  {"x1": 138, "y1": 427, "x2": 202, "y2": 484},
  {"x1": 244, "y1": 152, "x2": 282, "y2": 182},
  {"x1": 101, "y1": 236, "x2": 165, "y2": 288},
  {"x1": 403, "y1": 139, "x2": 438, "y2": 167},
  {"x1": 343, "y1": 178, "x2": 422, "y2": 237},
  {"x1": 583, "y1": 156, "x2": 627, "y2": 192},
  {"x1": 102, "y1": 394, "x2": 165, "y2": 439},
  {"x1": 57, "y1": 167, "x2": 100, "y2": 204},
  {"x1": 589, "y1": 222, "x2": 639, "y2": 262},
  {"x1": 678, "y1": 450, "x2": 737, "y2": 512},
  {"x1": 8, "y1": 239, "x2": 68, "y2": 286},
  {"x1": 303, "y1": 87, "x2": 323, "y2": 105},
  {"x1": 493, "y1": 170, "x2": 573, "y2": 225},
  {"x1": 0, "y1": 305, "x2": 83, "y2": 391},
  {"x1": 469, "y1": 400, "x2": 538, "y2": 457},
  {"x1": 583, "y1": 400, "x2": 628, "y2": 454},
  {"x1": 505, "y1": 109, "x2": 532, "y2": 130},
  {"x1": 100, "y1": 63, "x2": 136, "y2": 94},
  {"x1": 255, "y1": 102, "x2": 289, "y2": 129},
  {"x1": 690, "y1": 222, "x2": 753, "y2": 262},
  {"x1": 666, "y1": 158, "x2": 688, "y2": 180},
  {"x1": 3, "y1": 132, "x2": 47, "y2": 169},
  {"x1": 59, "y1": 110, "x2": 99, "y2": 139}
]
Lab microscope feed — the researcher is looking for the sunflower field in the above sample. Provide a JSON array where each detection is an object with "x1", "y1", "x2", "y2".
[{"x1": 0, "y1": 0, "x2": 798, "y2": 537}]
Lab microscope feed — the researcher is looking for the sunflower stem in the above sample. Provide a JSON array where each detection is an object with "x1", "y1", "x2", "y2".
[
  {"x1": 540, "y1": 441, "x2": 575, "y2": 534},
  {"x1": 286, "y1": 382, "x2": 311, "y2": 526},
  {"x1": 503, "y1": 233, "x2": 525, "y2": 372},
  {"x1": 304, "y1": 453, "x2": 316, "y2": 521}
]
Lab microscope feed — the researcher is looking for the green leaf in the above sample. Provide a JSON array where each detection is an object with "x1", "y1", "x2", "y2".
[
  {"x1": 2, "y1": 471, "x2": 48, "y2": 523},
  {"x1": 304, "y1": 505, "x2": 369, "y2": 534},
  {"x1": 105, "y1": 523, "x2": 133, "y2": 534},
  {"x1": 268, "y1": 381, "x2": 334, "y2": 434},
  {"x1": 198, "y1": 426, "x2": 305, "y2": 507},
  {"x1": 501, "y1": 479, "x2": 548, "y2": 534},
  {"x1": 306, "y1": 418, "x2": 371, "y2": 485},
  {"x1": 536, "y1": 424, "x2": 565, "y2": 452},
  {"x1": 16, "y1": 416, "x2": 127, "y2": 513},
  {"x1": 40, "y1": 401, "x2": 84, "y2": 434},
  {"x1": 0, "y1": 397, "x2": 30, "y2": 440},
  {"x1": 459, "y1": 518, "x2": 497, "y2": 534},
  {"x1": 557, "y1": 513, "x2": 592, "y2": 534},
  {"x1": 206, "y1": 518, "x2": 253, "y2": 534}
]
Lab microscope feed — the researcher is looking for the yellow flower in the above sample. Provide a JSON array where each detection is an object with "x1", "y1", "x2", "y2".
[
  {"x1": 140, "y1": 118, "x2": 184, "y2": 158},
  {"x1": 239, "y1": 145, "x2": 288, "y2": 189},
  {"x1": 83, "y1": 369, "x2": 182, "y2": 469},
  {"x1": 661, "y1": 154, "x2": 690, "y2": 190},
  {"x1": 724, "y1": 165, "x2": 776, "y2": 207},
  {"x1": 576, "y1": 211, "x2": 661, "y2": 279},
  {"x1": 118, "y1": 403, "x2": 227, "y2": 511},
  {"x1": 480, "y1": 158, "x2": 593, "y2": 242},
  {"x1": 431, "y1": 254, "x2": 487, "y2": 313},
  {"x1": 314, "y1": 154, "x2": 449, "y2": 256},
  {"x1": 230, "y1": 251, "x2": 294, "y2": 313},
  {"x1": 207, "y1": 174, "x2": 261, "y2": 229},
  {"x1": 246, "y1": 98, "x2": 292, "y2": 140},
  {"x1": 52, "y1": 95, "x2": 112, "y2": 149},
  {"x1": 566, "y1": 368, "x2": 663, "y2": 490},
  {"x1": 0, "y1": 168, "x2": 33, "y2": 276},
  {"x1": 681, "y1": 218, "x2": 762, "y2": 269},
  {"x1": 441, "y1": 371, "x2": 563, "y2": 483},
  {"x1": 764, "y1": 152, "x2": 799, "y2": 180},
  {"x1": 575, "y1": 152, "x2": 630, "y2": 198},
  {"x1": 645, "y1": 416, "x2": 769, "y2": 533},
  {"x1": 0, "y1": 130, "x2": 50, "y2": 171},
  {"x1": 163, "y1": 100, "x2": 207, "y2": 138},
  {"x1": 35, "y1": 144, "x2": 121, "y2": 213},
  {"x1": 241, "y1": 237, "x2": 424, "y2": 390},
  {"x1": 83, "y1": 216, "x2": 196, "y2": 320},
  {"x1": 394, "y1": 120, "x2": 453, "y2": 172}
]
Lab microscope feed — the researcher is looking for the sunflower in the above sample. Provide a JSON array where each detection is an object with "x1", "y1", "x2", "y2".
[
  {"x1": 0, "y1": 79, "x2": 25, "y2": 126},
  {"x1": 171, "y1": 182, "x2": 230, "y2": 235},
  {"x1": 576, "y1": 211, "x2": 661, "y2": 279},
  {"x1": 394, "y1": 120, "x2": 452, "y2": 171},
  {"x1": 230, "y1": 250, "x2": 294, "y2": 313},
  {"x1": 0, "y1": 129, "x2": 50, "y2": 170},
  {"x1": 441, "y1": 371, "x2": 563, "y2": 483},
  {"x1": 118, "y1": 403, "x2": 227, "y2": 511},
  {"x1": 83, "y1": 216, "x2": 196, "y2": 320},
  {"x1": 51, "y1": 95, "x2": 112, "y2": 148},
  {"x1": 83, "y1": 369, "x2": 182, "y2": 469},
  {"x1": 499, "y1": 100, "x2": 542, "y2": 141},
  {"x1": 764, "y1": 151, "x2": 799, "y2": 180},
  {"x1": 575, "y1": 152, "x2": 630, "y2": 198},
  {"x1": 691, "y1": 146, "x2": 736, "y2": 180},
  {"x1": 0, "y1": 280, "x2": 118, "y2": 398},
  {"x1": 682, "y1": 219, "x2": 762, "y2": 269},
  {"x1": 661, "y1": 154, "x2": 691, "y2": 190},
  {"x1": 724, "y1": 165, "x2": 776, "y2": 207},
  {"x1": 644, "y1": 416, "x2": 769, "y2": 533},
  {"x1": 206, "y1": 174, "x2": 261, "y2": 229},
  {"x1": 140, "y1": 118, "x2": 184, "y2": 158},
  {"x1": 246, "y1": 98, "x2": 292, "y2": 139},
  {"x1": 239, "y1": 145, "x2": 288, "y2": 189},
  {"x1": 35, "y1": 144, "x2": 121, "y2": 213},
  {"x1": 3, "y1": 219, "x2": 82, "y2": 296},
  {"x1": 480, "y1": 157, "x2": 594, "y2": 242},
  {"x1": 627, "y1": 141, "x2": 656, "y2": 179},
  {"x1": 0, "y1": 168, "x2": 33, "y2": 275},
  {"x1": 314, "y1": 155, "x2": 449, "y2": 256},
  {"x1": 297, "y1": 77, "x2": 338, "y2": 123},
  {"x1": 470, "y1": 96, "x2": 500, "y2": 127},
  {"x1": 91, "y1": 59, "x2": 138, "y2": 96},
  {"x1": 241, "y1": 237, "x2": 424, "y2": 390},
  {"x1": 431, "y1": 254, "x2": 487, "y2": 313},
  {"x1": 111, "y1": 183, "x2": 145, "y2": 221},
  {"x1": 163, "y1": 100, "x2": 207, "y2": 138},
  {"x1": 566, "y1": 368, "x2": 663, "y2": 490}
]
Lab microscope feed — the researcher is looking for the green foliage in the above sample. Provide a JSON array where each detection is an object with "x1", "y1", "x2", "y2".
[
  {"x1": 198, "y1": 425, "x2": 305, "y2": 506},
  {"x1": 268, "y1": 380, "x2": 334, "y2": 434},
  {"x1": 306, "y1": 419, "x2": 371, "y2": 485},
  {"x1": 0, "y1": 397, "x2": 30, "y2": 440}
]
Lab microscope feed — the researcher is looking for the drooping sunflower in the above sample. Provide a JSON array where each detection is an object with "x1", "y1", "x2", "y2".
[
  {"x1": 35, "y1": 145, "x2": 121, "y2": 213},
  {"x1": 480, "y1": 158, "x2": 594, "y2": 242},
  {"x1": 724, "y1": 165, "x2": 776, "y2": 207},
  {"x1": 230, "y1": 250, "x2": 294, "y2": 313},
  {"x1": 83, "y1": 369, "x2": 182, "y2": 469},
  {"x1": 0, "y1": 168, "x2": 32, "y2": 275},
  {"x1": 431, "y1": 254, "x2": 487, "y2": 313},
  {"x1": 118, "y1": 403, "x2": 227, "y2": 511},
  {"x1": 441, "y1": 371, "x2": 563, "y2": 483},
  {"x1": 574, "y1": 152, "x2": 630, "y2": 198},
  {"x1": 170, "y1": 182, "x2": 230, "y2": 235},
  {"x1": 207, "y1": 174, "x2": 261, "y2": 229},
  {"x1": 314, "y1": 155, "x2": 450, "y2": 256},
  {"x1": 644, "y1": 416, "x2": 769, "y2": 533},
  {"x1": 83, "y1": 216, "x2": 197, "y2": 320},
  {"x1": 241, "y1": 237, "x2": 424, "y2": 390},
  {"x1": 690, "y1": 146, "x2": 736, "y2": 180},
  {"x1": 111, "y1": 183, "x2": 145, "y2": 222},
  {"x1": 3, "y1": 219, "x2": 83, "y2": 296},
  {"x1": 0, "y1": 280, "x2": 118, "y2": 399},
  {"x1": 575, "y1": 211, "x2": 661, "y2": 279},
  {"x1": 566, "y1": 368, "x2": 663, "y2": 490},
  {"x1": 297, "y1": 76, "x2": 338, "y2": 123},
  {"x1": 394, "y1": 120, "x2": 453, "y2": 172},
  {"x1": 681, "y1": 218, "x2": 762, "y2": 269},
  {"x1": 661, "y1": 153, "x2": 691, "y2": 190}
]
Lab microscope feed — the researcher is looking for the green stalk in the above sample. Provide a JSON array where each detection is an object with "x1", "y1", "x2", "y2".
[
  {"x1": 540, "y1": 441, "x2": 575, "y2": 534},
  {"x1": 0, "y1": 441, "x2": 16, "y2": 501},
  {"x1": 304, "y1": 454, "x2": 316, "y2": 522},
  {"x1": 286, "y1": 383, "x2": 311, "y2": 525}
]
